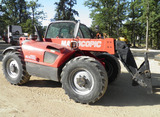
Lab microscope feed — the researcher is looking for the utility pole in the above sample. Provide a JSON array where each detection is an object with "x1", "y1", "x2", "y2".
[{"x1": 146, "y1": 0, "x2": 149, "y2": 50}]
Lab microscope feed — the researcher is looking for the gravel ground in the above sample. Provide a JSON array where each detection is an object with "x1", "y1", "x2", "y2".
[{"x1": 0, "y1": 40, "x2": 160, "y2": 117}]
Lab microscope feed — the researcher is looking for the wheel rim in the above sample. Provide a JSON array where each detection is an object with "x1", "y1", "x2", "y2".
[
  {"x1": 6, "y1": 58, "x2": 20, "y2": 79},
  {"x1": 69, "y1": 68, "x2": 94, "y2": 95}
]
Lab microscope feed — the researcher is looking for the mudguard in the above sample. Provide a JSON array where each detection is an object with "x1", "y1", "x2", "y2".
[{"x1": 2, "y1": 46, "x2": 21, "y2": 55}]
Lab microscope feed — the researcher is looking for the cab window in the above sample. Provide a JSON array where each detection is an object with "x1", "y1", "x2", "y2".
[
  {"x1": 46, "y1": 22, "x2": 75, "y2": 38},
  {"x1": 80, "y1": 24, "x2": 91, "y2": 38}
]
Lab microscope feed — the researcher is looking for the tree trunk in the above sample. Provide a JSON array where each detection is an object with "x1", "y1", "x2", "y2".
[
  {"x1": 131, "y1": 0, "x2": 136, "y2": 47},
  {"x1": 117, "y1": 0, "x2": 120, "y2": 36},
  {"x1": 32, "y1": 8, "x2": 34, "y2": 25},
  {"x1": 68, "y1": 0, "x2": 72, "y2": 20}
]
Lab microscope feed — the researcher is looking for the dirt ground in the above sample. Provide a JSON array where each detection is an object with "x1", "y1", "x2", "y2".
[{"x1": 0, "y1": 40, "x2": 160, "y2": 117}]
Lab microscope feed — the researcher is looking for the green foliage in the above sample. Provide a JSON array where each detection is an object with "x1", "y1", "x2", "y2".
[
  {"x1": 84, "y1": 0, "x2": 128, "y2": 38},
  {"x1": 20, "y1": 19, "x2": 34, "y2": 34},
  {"x1": 0, "y1": 0, "x2": 45, "y2": 35},
  {"x1": 85, "y1": 0, "x2": 160, "y2": 49},
  {"x1": 54, "y1": 0, "x2": 79, "y2": 20},
  {"x1": 27, "y1": 0, "x2": 45, "y2": 25},
  {"x1": 130, "y1": 0, "x2": 160, "y2": 48}
]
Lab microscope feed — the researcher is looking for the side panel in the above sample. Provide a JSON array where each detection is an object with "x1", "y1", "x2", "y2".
[
  {"x1": 26, "y1": 62, "x2": 59, "y2": 81},
  {"x1": 44, "y1": 38, "x2": 115, "y2": 54},
  {"x1": 22, "y1": 41, "x2": 75, "y2": 68}
]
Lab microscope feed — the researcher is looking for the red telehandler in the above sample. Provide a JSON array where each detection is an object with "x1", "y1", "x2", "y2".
[{"x1": 2, "y1": 21, "x2": 152, "y2": 104}]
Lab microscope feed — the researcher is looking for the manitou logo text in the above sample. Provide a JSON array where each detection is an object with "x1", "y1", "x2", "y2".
[
  {"x1": 25, "y1": 55, "x2": 36, "y2": 60},
  {"x1": 61, "y1": 40, "x2": 102, "y2": 48}
]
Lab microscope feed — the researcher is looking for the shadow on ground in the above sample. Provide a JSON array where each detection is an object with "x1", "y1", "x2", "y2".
[
  {"x1": 94, "y1": 72, "x2": 160, "y2": 106},
  {"x1": 20, "y1": 72, "x2": 160, "y2": 107},
  {"x1": 23, "y1": 79, "x2": 62, "y2": 88}
]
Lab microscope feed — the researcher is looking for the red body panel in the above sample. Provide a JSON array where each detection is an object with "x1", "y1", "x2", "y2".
[
  {"x1": 22, "y1": 40, "x2": 75, "y2": 68},
  {"x1": 44, "y1": 38, "x2": 115, "y2": 55}
]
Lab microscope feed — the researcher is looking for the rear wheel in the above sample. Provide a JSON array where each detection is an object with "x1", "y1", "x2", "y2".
[
  {"x1": 97, "y1": 53, "x2": 121, "y2": 83},
  {"x1": 2, "y1": 51, "x2": 31, "y2": 85},
  {"x1": 61, "y1": 56, "x2": 108, "y2": 104}
]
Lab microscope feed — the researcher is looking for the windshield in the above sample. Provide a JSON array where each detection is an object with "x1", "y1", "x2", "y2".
[
  {"x1": 45, "y1": 22, "x2": 92, "y2": 39},
  {"x1": 46, "y1": 22, "x2": 75, "y2": 38}
]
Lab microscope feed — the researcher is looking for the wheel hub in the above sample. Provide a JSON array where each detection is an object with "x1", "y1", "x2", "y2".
[
  {"x1": 6, "y1": 58, "x2": 19, "y2": 79},
  {"x1": 10, "y1": 64, "x2": 17, "y2": 73},
  {"x1": 69, "y1": 69, "x2": 94, "y2": 95},
  {"x1": 76, "y1": 77, "x2": 87, "y2": 87}
]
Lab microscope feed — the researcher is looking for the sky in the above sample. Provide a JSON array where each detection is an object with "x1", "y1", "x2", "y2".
[{"x1": 37, "y1": 0, "x2": 92, "y2": 27}]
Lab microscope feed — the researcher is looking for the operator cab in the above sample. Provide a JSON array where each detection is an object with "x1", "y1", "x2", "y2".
[{"x1": 44, "y1": 21, "x2": 93, "y2": 41}]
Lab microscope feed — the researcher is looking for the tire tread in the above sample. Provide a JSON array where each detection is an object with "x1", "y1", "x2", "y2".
[
  {"x1": 61, "y1": 56, "x2": 108, "y2": 104},
  {"x1": 2, "y1": 51, "x2": 30, "y2": 85}
]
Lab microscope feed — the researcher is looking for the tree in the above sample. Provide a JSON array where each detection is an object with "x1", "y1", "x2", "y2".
[
  {"x1": 85, "y1": 0, "x2": 160, "y2": 48},
  {"x1": 84, "y1": 0, "x2": 127, "y2": 37},
  {"x1": 146, "y1": 0, "x2": 160, "y2": 49},
  {"x1": 26, "y1": 0, "x2": 45, "y2": 33},
  {"x1": 66, "y1": 0, "x2": 79, "y2": 20},
  {"x1": 54, "y1": 0, "x2": 66, "y2": 20},
  {"x1": 17, "y1": 0, "x2": 29, "y2": 24},
  {"x1": 27, "y1": 0, "x2": 45, "y2": 25},
  {"x1": 0, "y1": 0, "x2": 30, "y2": 30},
  {"x1": 0, "y1": 0, "x2": 45, "y2": 35},
  {"x1": 85, "y1": 0, "x2": 114, "y2": 36},
  {"x1": 133, "y1": 0, "x2": 160, "y2": 49},
  {"x1": 126, "y1": 0, "x2": 142, "y2": 47},
  {"x1": 1, "y1": 0, "x2": 19, "y2": 25},
  {"x1": 54, "y1": 0, "x2": 78, "y2": 20},
  {"x1": 0, "y1": 2, "x2": 4, "y2": 36},
  {"x1": 115, "y1": 0, "x2": 128, "y2": 36}
]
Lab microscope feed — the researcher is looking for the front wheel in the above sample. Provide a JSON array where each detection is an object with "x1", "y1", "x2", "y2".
[{"x1": 61, "y1": 56, "x2": 108, "y2": 104}]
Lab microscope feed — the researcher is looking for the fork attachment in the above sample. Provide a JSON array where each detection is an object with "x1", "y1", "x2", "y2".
[{"x1": 116, "y1": 41, "x2": 152, "y2": 94}]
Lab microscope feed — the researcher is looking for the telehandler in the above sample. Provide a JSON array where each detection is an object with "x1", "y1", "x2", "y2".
[{"x1": 2, "y1": 21, "x2": 152, "y2": 104}]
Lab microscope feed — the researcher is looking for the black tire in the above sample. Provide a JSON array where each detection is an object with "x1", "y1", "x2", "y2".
[
  {"x1": 2, "y1": 51, "x2": 31, "y2": 85},
  {"x1": 61, "y1": 56, "x2": 108, "y2": 104},
  {"x1": 96, "y1": 53, "x2": 121, "y2": 84}
]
